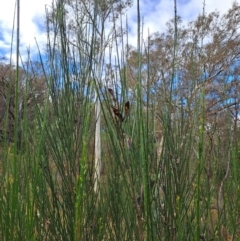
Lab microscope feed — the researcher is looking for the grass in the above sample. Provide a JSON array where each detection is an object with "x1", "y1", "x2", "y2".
[{"x1": 0, "y1": 0, "x2": 240, "y2": 240}]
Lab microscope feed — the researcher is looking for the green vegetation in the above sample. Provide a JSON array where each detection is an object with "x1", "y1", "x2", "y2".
[{"x1": 0, "y1": 0, "x2": 240, "y2": 240}]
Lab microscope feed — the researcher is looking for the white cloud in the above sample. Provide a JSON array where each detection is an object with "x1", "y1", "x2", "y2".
[
  {"x1": 0, "y1": 0, "x2": 52, "y2": 62},
  {"x1": 127, "y1": 0, "x2": 240, "y2": 46},
  {"x1": 0, "y1": 0, "x2": 239, "y2": 62}
]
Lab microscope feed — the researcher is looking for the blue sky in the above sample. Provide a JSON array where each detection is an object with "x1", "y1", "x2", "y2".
[{"x1": 0, "y1": 0, "x2": 238, "y2": 62}]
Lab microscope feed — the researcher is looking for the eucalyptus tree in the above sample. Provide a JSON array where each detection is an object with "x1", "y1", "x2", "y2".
[
  {"x1": 0, "y1": 59, "x2": 46, "y2": 145},
  {"x1": 42, "y1": 1, "x2": 133, "y2": 239},
  {"x1": 125, "y1": 3, "x2": 240, "y2": 239},
  {"x1": 55, "y1": 0, "x2": 133, "y2": 196},
  {"x1": 126, "y1": 2, "x2": 240, "y2": 157}
]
